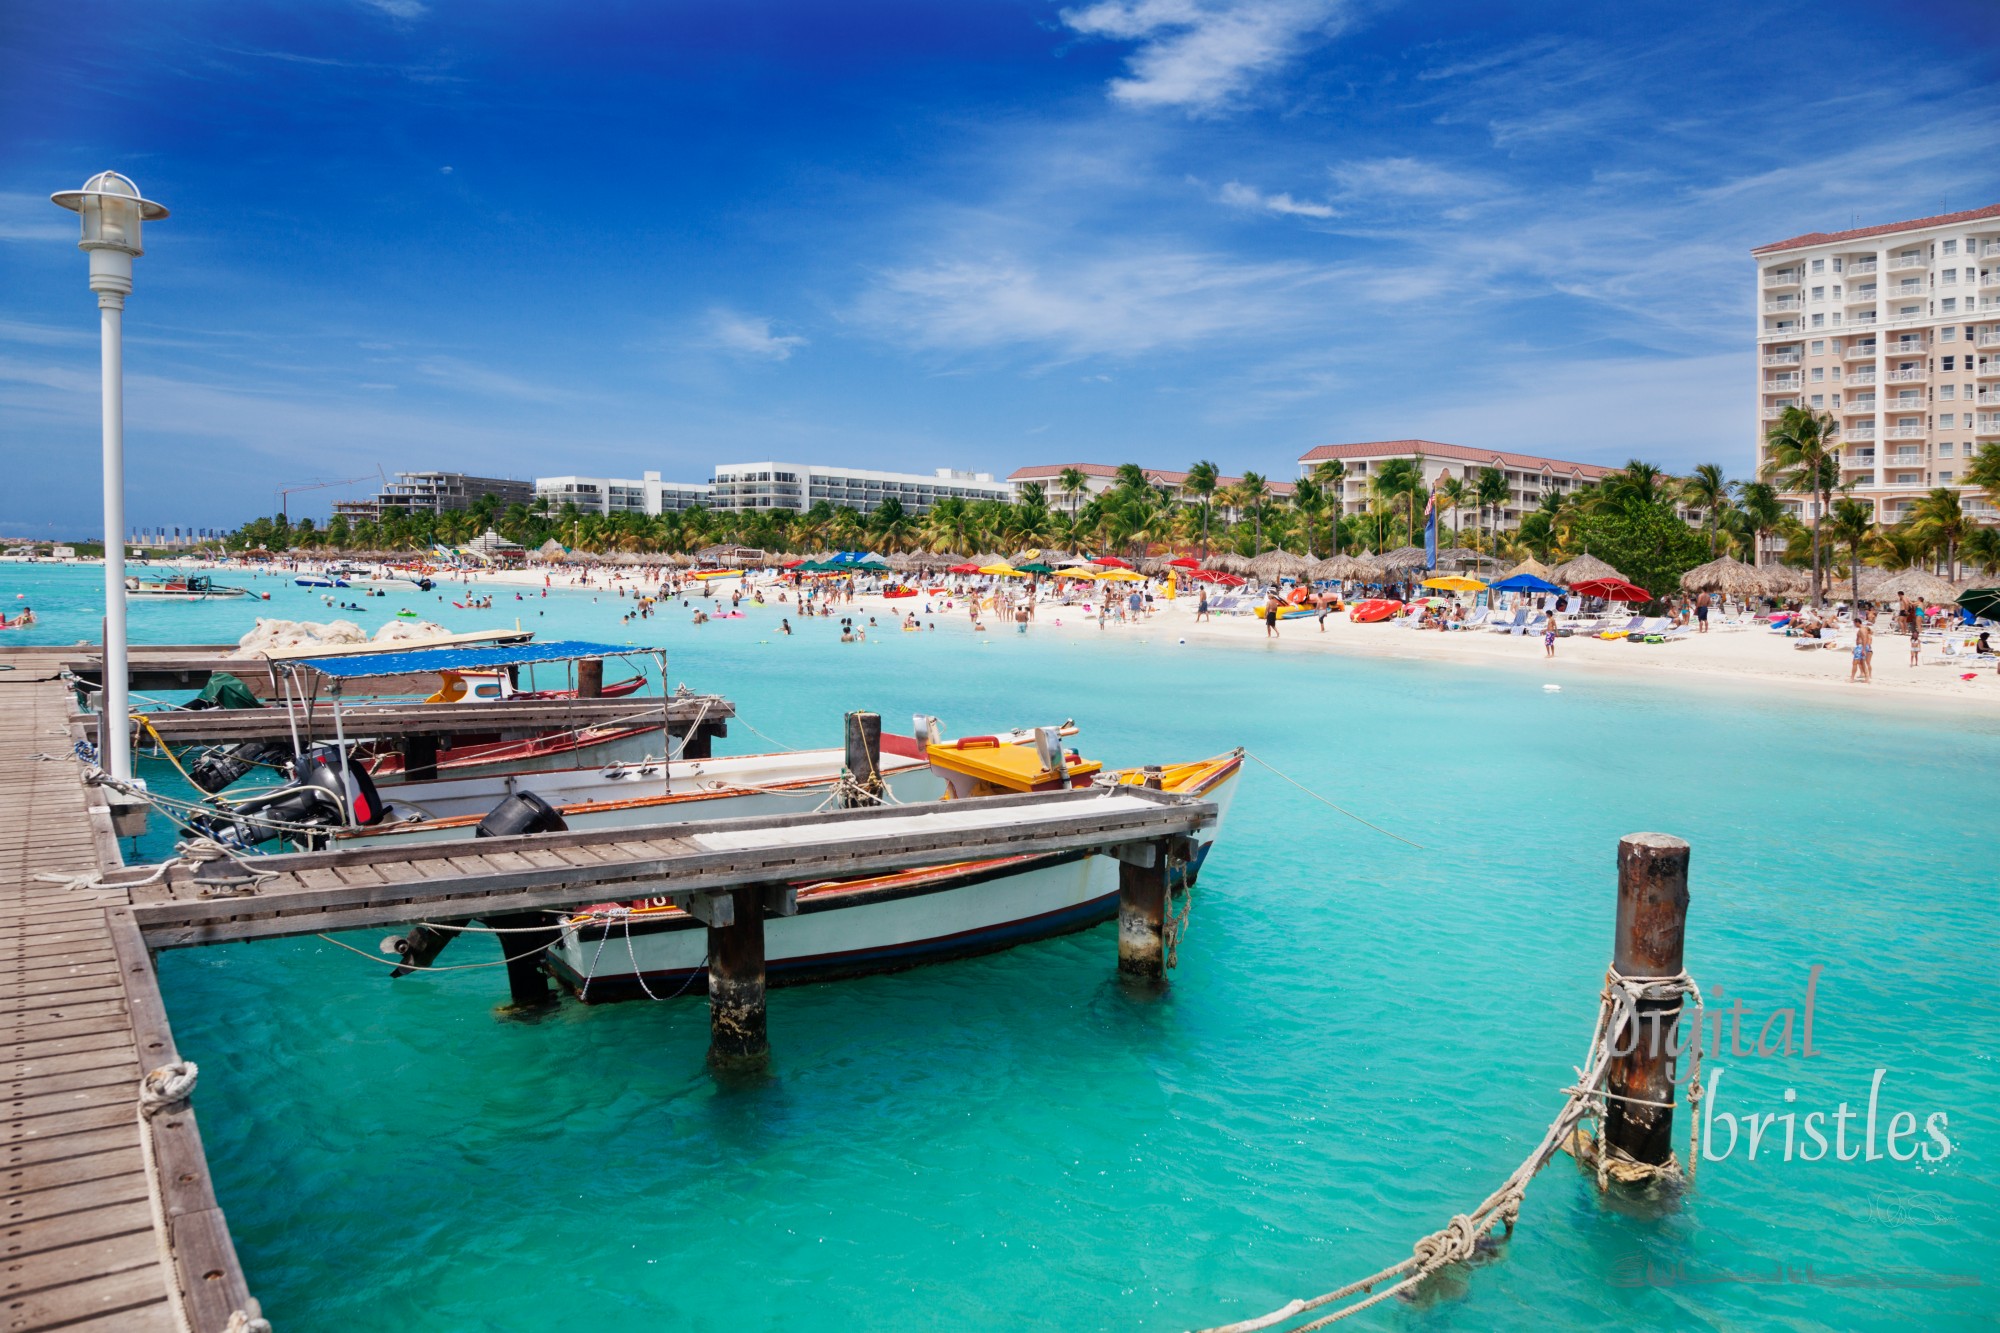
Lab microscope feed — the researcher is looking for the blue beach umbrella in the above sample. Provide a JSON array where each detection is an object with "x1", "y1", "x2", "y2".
[{"x1": 1486, "y1": 573, "x2": 1566, "y2": 595}]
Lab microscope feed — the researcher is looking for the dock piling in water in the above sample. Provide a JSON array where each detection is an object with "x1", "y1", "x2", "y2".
[
  {"x1": 484, "y1": 913, "x2": 561, "y2": 1009},
  {"x1": 842, "y1": 710, "x2": 884, "y2": 806},
  {"x1": 1605, "y1": 832, "x2": 1692, "y2": 1167},
  {"x1": 707, "y1": 886, "x2": 769, "y2": 1068},
  {"x1": 1115, "y1": 841, "x2": 1168, "y2": 980},
  {"x1": 575, "y1": 657, "x2": 603, "y2": 698}
]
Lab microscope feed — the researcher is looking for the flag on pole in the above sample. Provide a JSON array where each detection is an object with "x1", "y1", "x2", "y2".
[{"x1": 1423, "y1": 489, "x2": 1438, "y2": 571}]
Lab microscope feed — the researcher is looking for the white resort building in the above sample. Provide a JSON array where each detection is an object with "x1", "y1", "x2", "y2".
[
  {"x1": 533, "y1": 472, "x2": 713, "y2": 516},
  {"x1": 706, "y1": 463, "x2": 1011, "y2": 515},
  {"x1": 1295, "y1": 441, "x2": 1616, "y2": 529},
  {"x1": 1753, "y1": 202, "x2": 2000, "y2": 534}
]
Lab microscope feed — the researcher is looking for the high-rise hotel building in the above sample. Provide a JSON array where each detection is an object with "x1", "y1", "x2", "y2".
[{"x1": 1753, "y1": 203, "x2": 2000, "y2": 541}]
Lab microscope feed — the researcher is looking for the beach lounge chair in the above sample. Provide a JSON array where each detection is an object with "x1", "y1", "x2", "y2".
[
  {"x1": 1448, "y1": 608, "x2": 1490, "y2": 631},
  {"x1": 1597, "y1": 616, "x2": 1645, "y2": 639},
  {"x1": 1486, "y1": 609, "x2": 1528, "y2": 633}
]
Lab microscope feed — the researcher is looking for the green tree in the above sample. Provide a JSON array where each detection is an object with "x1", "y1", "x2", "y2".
[
  {"x1": 1908, "y1": 487, "x2": 1968, "y2": 578},
  {"x1": 1762, "y1": 406, "x2": 1840, "y2": 604},
  {"x1": 1681, "y1": 463, "x2": 1732, "y2": 557},
  {"x1": 1184, "y1": 460, "x2": 1220, "y2": 555},
  {"x1": 1965, "y1": 443, "x2": 2000, "y2": 510},
  {"x1": 1370, "y1": 457, "x2": 1422, "y2": 547},
  {"x1": 1474, "y1": 466, "x2": 1508, "y2": 553},
  {"x1": 1310, "y1": 459, "x2": 1347, "y2": 553},
  {"x1": 1568, "y1": 502, "x2": 1710, "y2": 606},
  {"x1": 1235, "y1": 470, "x2": 1270, "y2": 554},
  {"x1": 1732, "y1": 481, "x2": 1785, "y2": 566},
  {"x1": 1057, "y1": 468, "x2": 1090, "y2": 522},
  {"x1": 1292, "y1": 476, "x2": 1324, "y2": 557},
  {"x1": 1824, "y1": 497, "x2": 1875, "y2": 606}
]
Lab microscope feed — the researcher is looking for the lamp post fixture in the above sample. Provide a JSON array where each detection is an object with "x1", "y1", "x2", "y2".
[{"x1": 51, "y1": 172, "x2": 168, "y2": 785}]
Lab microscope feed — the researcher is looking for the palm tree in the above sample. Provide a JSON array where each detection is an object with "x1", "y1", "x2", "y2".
[
  {"x1": 1599, "y1": 459, "x2": 1669, "y2": 510},
  {"x1": 1824, "y1": 497, "x2": 1875, "y2": 606},
  {"x1": 1236, "y1": 471, "x2": 1270, "y2": 554},
  {"x1": 1057, "y1": 468, "x2": 1090, "y2": 522},
  {"x1": 1965, "y1": 443, "x2": 2000, "y2": 510},
  {"x1": 1309, "y1": 459, "x2": 1347, "y2": 553},
  {"x1": 1908, "y1": 487, "x2": 1968, "y2": 578},
  {"x1": 1961, "y1": 524, "x2": 2000, "y2": 579},
  {"x1": 1370, "y1": 458, "x2": 1422, "y2": 547},
  {"x1": 1682, "y1": 463, "x2": 1731, "y2": 557},
  {"x1": 1292, "y1": 476, "x2": 1324, "y2": 557},
  {"x1": 1474, "y1": 466, "x2": 1508, "y2": 553},
  {"x1": 1435, "y1": 475, "x2": 1468, "y2": 543},
  {"x1": 1184, "y1": 460, "x2": 1220, "y2": 555},
  {"x1": 1733, "y1": 481, "x2": 1785, "y2": 566},
  {"x1": 1761, "y1": 406, "x2": 1840, "y2": 604}
]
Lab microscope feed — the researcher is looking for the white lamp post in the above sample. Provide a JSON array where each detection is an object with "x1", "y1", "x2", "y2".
[{"x1": 51, "y1": 172, "x2": 168, "y2": 784}]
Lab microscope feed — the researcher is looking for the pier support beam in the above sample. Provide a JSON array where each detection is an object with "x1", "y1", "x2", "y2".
[
  {"x1": 706, "y1": 887, "x2": 768, "y2": 1068},
  {"x1": 576, "y1": 658, "x2": 603, "y2": 699},
  {"x1": 1115, "y1": 841, "x2": 1167, "y2": 981},
  {"x1": 404, "y1": 735, "x2": 439, "y2": 783},
  {"x1": 1604, "y1": 833, "x2": 1691, "y2": 1167},
  {"x1": 482, "y1": 913, "x2": 562, "y2": 1009},
  {"x1": 842, "y1": 711, "x2": 883, "y2": 807}
]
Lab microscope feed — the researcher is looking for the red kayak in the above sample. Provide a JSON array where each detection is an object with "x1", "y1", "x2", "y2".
[{"x1": 1349, "y1": 598, "x2": 1404, "y2": 623}]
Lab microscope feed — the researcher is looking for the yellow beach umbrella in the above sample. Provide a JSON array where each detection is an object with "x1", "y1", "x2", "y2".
[
  {"x1": 1064, "y1": 569, "x2": 1100, "y2": 580},
  {"x1": 1097, "y1": 568, "x2": 1145, "y2": 582},
  {"x1": 1421, "y1": 575, "x2": 1487, "y2": 592},
  {"x1": 978, "y1": 564, "x2": 1023, "y2": 576}
]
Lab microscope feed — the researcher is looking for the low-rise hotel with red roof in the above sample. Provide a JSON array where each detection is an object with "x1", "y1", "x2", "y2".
[{"x1": 1295, "y1": 441, "x2": 1616, "y2": 530}]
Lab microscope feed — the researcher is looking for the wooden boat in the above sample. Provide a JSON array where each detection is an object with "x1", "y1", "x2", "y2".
[{"x1": 540, "y1": 735, "x2": 1242, "y2": 1001}]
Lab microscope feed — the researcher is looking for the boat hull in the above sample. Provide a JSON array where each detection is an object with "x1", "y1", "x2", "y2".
[{"x1": 541, "y1": 757, "x2": 1239, "y2": 1002}]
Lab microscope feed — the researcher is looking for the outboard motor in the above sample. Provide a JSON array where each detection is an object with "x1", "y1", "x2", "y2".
[
  {"x1": 475, "y1": 790, "x2": 568, "y2": 839},
  {"x1": 188, "y1": 740, "x2": 293, "y2": 794},
  {"x1": 184, "y1": 745, "x2": 385, "y2": 850},
  {"x1": 295, "y1": 746, "x2": 386, "y2": 827}
]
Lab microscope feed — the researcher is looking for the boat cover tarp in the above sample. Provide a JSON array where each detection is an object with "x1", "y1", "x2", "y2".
[{"x1": 301, "y1": 640, "x2": 642, "y2": 679}]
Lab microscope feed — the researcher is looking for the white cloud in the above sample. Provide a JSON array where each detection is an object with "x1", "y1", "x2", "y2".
[
  {"x1": 1060, "y1": 0, "x2": 1346, "y2": 114},
  {"x1": 702, "y1": 310, "x2": 807, "y2": 362},
  {"x1": 360, "y1": 0, "x2": 427, "y2": 18},
  {"x1": 856, "y1": 249, "x2": 1335, "y2": 358},
  {"x1": 1328, "y1": 157, "x2": 1492, "y2": 201},
  {"x1": 1218, "y1": 180, "x2": 1336, "y2": 218}
]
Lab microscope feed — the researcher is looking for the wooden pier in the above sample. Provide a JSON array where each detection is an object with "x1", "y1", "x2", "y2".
[
  {"x1": 0, "y1": 648, "x2": 255, "y2": 1331},
  {"x1": 0, "y1": 648, "x2": 1219, "y2": 1328}
]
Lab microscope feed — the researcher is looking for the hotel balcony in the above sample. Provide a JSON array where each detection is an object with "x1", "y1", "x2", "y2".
[
  {"x1": 1762, "y1": 268, "x2": 1802, "y2": 288},
  {"x1": 1981, "y1": 241, "x2": 2000, "y2": 258},
  {"x1": 1848, "y1": 259, "x2": 1878, "y2": 275},
  {"x1": 1762, "y1": 350, "x2": 1801, "y2": 366},
  {"x1": 1844, "y1": 399, "x2": 1877, "y2": 414},
  {"x1": 1764, "y1": 375, "x2": 1802, "y2": 391},
  {"x1": 1844, "y1": 343, "x2": 1878, "y2": 360},
  {"x1": 1841, "y1": 450, "x2": 1876, "y2": 468},
  {"x1": 1978, "y1": 360, "x2": 2000, "y2": 378},
  {"x1": 1844, "y1": 424, "x2": 1877, "y2": 439},
  {"x1": 1889, "y1": 284, "x2": 1926, "y2": 299},
  {"x1": 1884, "y1": 367, "x2": 1927, "y2": 383},
  {"x1": 1762, "y1": 297, "x2": 1801, "y2": 313},
  {"x1": 1980, "y1": 416, "x2": 2000, "y2": 436},
  {"x1": 1762, "y1": 403, "x2": 1797, "y2": 419},
  {"x1": 1887, "y1": 341, "x2": 1927, "y2": 357},
  {"x1": 1979, "y1": 390, "x2": 2000, "y2": 406},
  {"x1": 1887, "y1": 252, "x2": 1928, "y2": 271},
  {"x1": 1848, "y1": 312, "x2": 1877, "y2": 326},
  {"x1": 1979, "y1": 330, "x2": 2000, "y2": 347},
  {"x1": 1847, "y1": 369, "x2": 1876, "y2": 385},
  {"x1": 1980, "y1": 271, "x2": 2000, "y2": 289},
  {"x1": 1886, "y1": 425, "x2": 1927, "y2": 440},
  {"x1": 1845, "y1": 288, "x2": 1878, "y2": 305}
]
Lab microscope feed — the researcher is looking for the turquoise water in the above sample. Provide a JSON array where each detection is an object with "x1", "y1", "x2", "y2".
[{"x1": 5, "y1": 564, "x2": 1997, "y2": 1330}]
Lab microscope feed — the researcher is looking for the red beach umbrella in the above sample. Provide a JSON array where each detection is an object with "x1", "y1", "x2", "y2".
[
  {"x1": 946, "y1": 562, "x2": 982, "y2": 575},
  {"x1": 1091, "y1": 555, "x2": 1134, "y2": 569},
  {"x1": 1168, "y1": 557, "x2": 1200, "y2": 568},
  {"x1": 1570, "y1": 577, "x2": 1654, "y2": 602}
]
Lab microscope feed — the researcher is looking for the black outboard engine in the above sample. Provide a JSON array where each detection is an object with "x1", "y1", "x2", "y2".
[
  {"x1": 185, "y1": 745, "x2": 386, "y2": 850},
  {"x1": 188, "y1": 740, "x2": 293, "y2": 794},
  {"x1": 414, "y1": 576, "x2": 435, "y2": 592},
  {"x1": 476, "y1": 790, "x2": 568, "y2": 838}
]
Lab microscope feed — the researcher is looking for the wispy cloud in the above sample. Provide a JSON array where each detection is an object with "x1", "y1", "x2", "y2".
[
  {"x1": 360, "y1": 0, "x2": 427, "y2": 19},
  {"x1": 1217, "y1": 180, "x2": 1336, "y2": 218},
  {"x1": 701, "y1": 310, "x2": 807, "y2": 361},
  {"x1": 1060, "y1": 0, "x2": 1347, "y2": 114},
  {"x1": 0, "y1": 191, "x2": 76, "y2": 244}
]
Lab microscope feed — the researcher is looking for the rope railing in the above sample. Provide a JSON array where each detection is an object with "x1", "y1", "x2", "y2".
[{"x1": 1188, "y1": 968, "x2": 1702, "y2": 1332}]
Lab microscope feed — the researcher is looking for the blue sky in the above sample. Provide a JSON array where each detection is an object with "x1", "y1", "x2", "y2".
[{"x1": 3, "y1": 0, "x2": 1997, "y2": 535}]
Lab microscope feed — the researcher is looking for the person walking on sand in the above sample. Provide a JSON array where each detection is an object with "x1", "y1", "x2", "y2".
[
  {"x1": 1543, "y1": 613, "x2": 1558, "y2": 659},
  {"x1": 1852, "y1": 617, "x2": 1873, "y2": 682},
  {"x1": 1196, "y1": 588, "x2": 1210, "y2": 622},
  {"x1": 1909, "y1": 615, "x2": 1922, "y2": 667},
  {"x1": 1264, "y1": 588, "x2": 1281, "y2": 639},
  {"x1": 1695, "y1": 590, "x2": 1711, "y2": 633}
]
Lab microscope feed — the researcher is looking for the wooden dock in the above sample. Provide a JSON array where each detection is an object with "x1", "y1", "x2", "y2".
[
  {"x1": 0, "y1": 648, "x2": 258, "y2": 1332},
  {"x1": 2, "y1": 642, "x2": 1217, "y2": 1328}
]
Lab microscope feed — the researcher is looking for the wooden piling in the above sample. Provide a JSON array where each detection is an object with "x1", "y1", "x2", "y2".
[
  {"x1": 575, "y1": 657, "x2": 604, "y2": 699},
  {"x1": 482, "y1": 913, "x2": 562, "y2": 1008},
  {"x1": 707, "y1": 886, "x2": 768, "y2": 1067},
  {"x1": 842, "y1": 710, "x2": 883, "y2": 807},
  {"x1": 1604, "y1": 832, "x2": 1691, "y2": 1167},
  {"x1": 1116, "y1": 842, "x2": 1168, "y2": 980},
  {"x1": 404, "y1": 734, "x2": 439, "y2": 783}
]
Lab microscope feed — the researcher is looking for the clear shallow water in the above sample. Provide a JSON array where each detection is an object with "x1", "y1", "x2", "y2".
[{"x1": 5, "y1": 564, "x2": 1997, "y2": 1330}]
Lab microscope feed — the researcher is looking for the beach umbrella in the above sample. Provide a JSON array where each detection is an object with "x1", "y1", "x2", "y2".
[
  {"x1": 1421, "y1": 574, "x2": 1487, "y2": 592},
  {"x1": 1168, "y1": 556, "x2": 1200, "y2": 568},
  {"x1": 946, "y1": 562, "x2": 982, "y2": 575},
  {"x1": 1958, "y1": 586, "x2": 2000, "y2": 622},
  {"x1": 1097, "y1": 568, "x2": 1145, "y2": 582},
  {"x1": 1553, "y1": 553, "x2": 1624, "y2": 584},
  {"x1": 1679, "y1": 556, "x2": 1768, "y2": 597},
  {"x1": 1015, "y1": 561, "x2": 1055, "y2": 575},
  {"x1": 1570, "y1": 577, "x2": 1654, "y2": 603},
  {"x1": 1091, "y1": 555, "x2": 1134, "y2": 569},
  {"x1": 1870, "y1": 569, "x2": 1964, "y2": 605},
  {"x1": 1486, "y1": 572, "x2": 1566, "y2": 595}
]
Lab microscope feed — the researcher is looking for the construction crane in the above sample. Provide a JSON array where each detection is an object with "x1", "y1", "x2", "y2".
[{"x1": 275, "y1": 467, "x2": 385, "y2": 520}]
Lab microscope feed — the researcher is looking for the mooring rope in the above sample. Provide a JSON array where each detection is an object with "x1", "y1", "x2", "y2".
[
  {"x1": 1243, "y1": 751, "x2": 1423, "y2": 850},
  {"x1": 1189, "y1": 967, "x2": 1701, "y2": 1333}
]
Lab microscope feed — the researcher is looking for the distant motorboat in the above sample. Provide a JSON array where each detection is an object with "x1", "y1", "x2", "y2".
[
  {"x1": 126, "y1": 574, "x2": 250, "y2": 600},
  {"x1": 294, "y1": 576, "x2": 350, "y2": 588}
]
